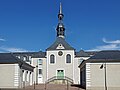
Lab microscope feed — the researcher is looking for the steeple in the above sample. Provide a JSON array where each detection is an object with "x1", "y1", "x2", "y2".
[{"x1": 56, "y1": 3, "x2": 65, "y2": 38}]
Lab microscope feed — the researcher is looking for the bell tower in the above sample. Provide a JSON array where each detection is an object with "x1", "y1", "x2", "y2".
[{"x1": 56, "y1": 3, "x2": 65, "y2": 38}]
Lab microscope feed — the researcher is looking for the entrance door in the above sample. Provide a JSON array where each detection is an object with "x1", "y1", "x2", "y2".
[
  {"x1": 38, "y1": 75, "x2": 43, "y2": 83},
  {"x1": 57, "y1": 70, "x2": 64, "y2": 79}
]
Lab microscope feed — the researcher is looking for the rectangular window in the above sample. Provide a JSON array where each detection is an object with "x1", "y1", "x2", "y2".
[
  {"x1": 39, "y1": 69, "x2": 42, "y2": 74},
  {"x1": 38, "y1": 59, "x2": 43, "y2": 65}
]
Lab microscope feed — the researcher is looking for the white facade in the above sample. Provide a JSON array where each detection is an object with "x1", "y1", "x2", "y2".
[
  {"x1": 0, "y1": 3, "x2": 93, "y2": 88},
  {"x1": 0, "y1": 64, "x2": 34, "y2": 88},
  {"x1": 80, "y1": 62, "x2": 120, "y2": 90},
  {"x1": 31, "y1": 50, "x2": 90, "y2": 84},
  {"x1": 47, "y1": 50, "x2": 74, "y2": 83}
]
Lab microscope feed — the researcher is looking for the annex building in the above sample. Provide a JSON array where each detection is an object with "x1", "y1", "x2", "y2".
[{"x1": 0, "y1": 3, "x2": 120, "y2": 90}]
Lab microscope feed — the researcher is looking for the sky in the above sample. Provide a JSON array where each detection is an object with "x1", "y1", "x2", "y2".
[{"x1": 0, "y1": 0, "x2": 120, "y2": 52}]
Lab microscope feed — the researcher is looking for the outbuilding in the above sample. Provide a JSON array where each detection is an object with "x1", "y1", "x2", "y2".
[
  {"x1": 0, "y1": 53, "x2": 34, "y2": 89},
  {"x1": 79, "y1": 50, "x2": 120, "y2": 90}
]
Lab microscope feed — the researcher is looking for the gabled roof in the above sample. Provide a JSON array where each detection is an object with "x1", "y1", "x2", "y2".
[
  {"x1": 47, "y1": 37, "x2": 74, "y2": 50},
  {"x1": 76, "y1": 50, "x2": 90, "y2": 57}
]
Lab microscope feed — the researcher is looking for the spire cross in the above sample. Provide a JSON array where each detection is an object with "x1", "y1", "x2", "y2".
[{"x1": 60, "y1": 2, "x2": 62, "y2": 14}]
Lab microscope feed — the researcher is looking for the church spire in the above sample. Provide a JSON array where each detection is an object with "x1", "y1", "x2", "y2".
[
  {"x1": 59, "y1": 2, "x2": 62, "y2": 14},
  {"x1": 56, "y1": 3, "x2": 65, "y2": 38}
]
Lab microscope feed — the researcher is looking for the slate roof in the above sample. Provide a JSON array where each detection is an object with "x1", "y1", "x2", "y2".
[
  {"x1": 47, "y1": 37, "x2": 74, "y2": 50},
  {"x1": 0, "y1": 53, "x2": 20, "y2": 64},
  {"x1": 89, "y1": 50, "x2": 120, "y2": 60},
  {"x1": 13, "y1": 51, "x2": 46, "y2": 58},
  {"x1": 31, "y1": 51, "x2": 46, "y2": 58},
  {"x1": 85, "y1": 51, "x2": 98, "y2": 56},
  {"x1": 0, "y1": 53, "x2": 34, "y2": 71},
  {"x1": 79, "y1": 50, "x2": 120, "y2": 68},
  {"x1": 76, "y1": 50, "x2": 90, "y2": 57},
  {"x1": 79, "y1": 50, "x2": 120, "y2": 67}
]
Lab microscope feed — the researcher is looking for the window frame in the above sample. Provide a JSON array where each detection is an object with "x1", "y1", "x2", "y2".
[
  {"x1": 66, "y1": 54, "x2": 71, "y2": 63},
  {"x1": 39, "y1": 69, "x2": 42, "y2": 75},
  {"x1": 38, "y1": 59, "x2": 43, "y2": 65},
  {"x1": 50, "y1": 54, "x2": 55, "y2": 64}
]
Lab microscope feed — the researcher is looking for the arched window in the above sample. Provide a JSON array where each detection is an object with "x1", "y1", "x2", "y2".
[
  {"x1": 50, "y1": 54, "x2": 55, "y2": 64},
  {"x1": 66, "y1": 54, "x2": 71, "y2": 63}
]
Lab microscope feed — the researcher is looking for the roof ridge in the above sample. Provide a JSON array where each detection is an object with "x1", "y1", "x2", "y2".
[{"x1": 47, "y1": 37, "x2": 74, "y2": 50}]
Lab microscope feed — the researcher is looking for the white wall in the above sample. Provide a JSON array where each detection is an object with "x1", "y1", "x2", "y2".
[
  {"x1": 47, "y1": 50, "x2": 74, "y2": 83},
  {"x1": 86, "y1": 63, "x2": 120, "y2": 90},
  {"x1": 0, "y1": 63, "x2": 34, "y2": 88},
  {"x1": 74, "y1": 57, "x2": 90, "y2": 84},
  {"x1": 0, "y1": 64, "x2": 19, "y2": 88},
  {"x1": 32, "y1": 57, "x2": 46, "y2": 84}
]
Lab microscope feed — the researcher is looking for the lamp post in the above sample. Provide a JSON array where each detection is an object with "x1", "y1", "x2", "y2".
[
  {"x1": 104, "y1": 63, "x2": 107, "y2": 90},
  {"x1": 100, "y1": 62, "x2": 107, "y2": 90},
  {"x1": 36, "y1": 65, "x2": 38, "y2": 85}
]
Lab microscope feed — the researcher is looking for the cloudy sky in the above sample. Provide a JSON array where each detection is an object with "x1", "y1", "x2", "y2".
[{"x1": 0, "y1": 0, "x2": 120, "y2": 52}]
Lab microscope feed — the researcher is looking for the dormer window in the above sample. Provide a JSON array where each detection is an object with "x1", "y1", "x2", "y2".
[
  {"x1": 23, "y1": 56, "x2": 27, "y2": 61},
  {"x1": 59, "y1": 44, "x2": 62, "y2": 46},
  {"x1": 56, "y1": 44, "x2": 65, "y2": 49},
  {"x1": 16, "y1": 56, "x2": 20, "y2": 59}
]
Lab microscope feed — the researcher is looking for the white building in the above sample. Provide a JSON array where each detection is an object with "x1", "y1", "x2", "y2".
[
  {"x1": 79, "y1": 50, "x2": 120, "y2": 90},
  {"x1": 29, "y1": 3, "x2": 91, "y2": 84},
  {"x1": 0, "y1": 4, "x2": 94, "y2": 88},
  {"x1": 0, "y1": 53, "x2": 34, "y2": 88},
  {"x1": 13, "y1": 3, "x2": 91, "y2": 85},
  {"x1": 0, "y1": 3, "x2": 120, "y2": 90}
]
